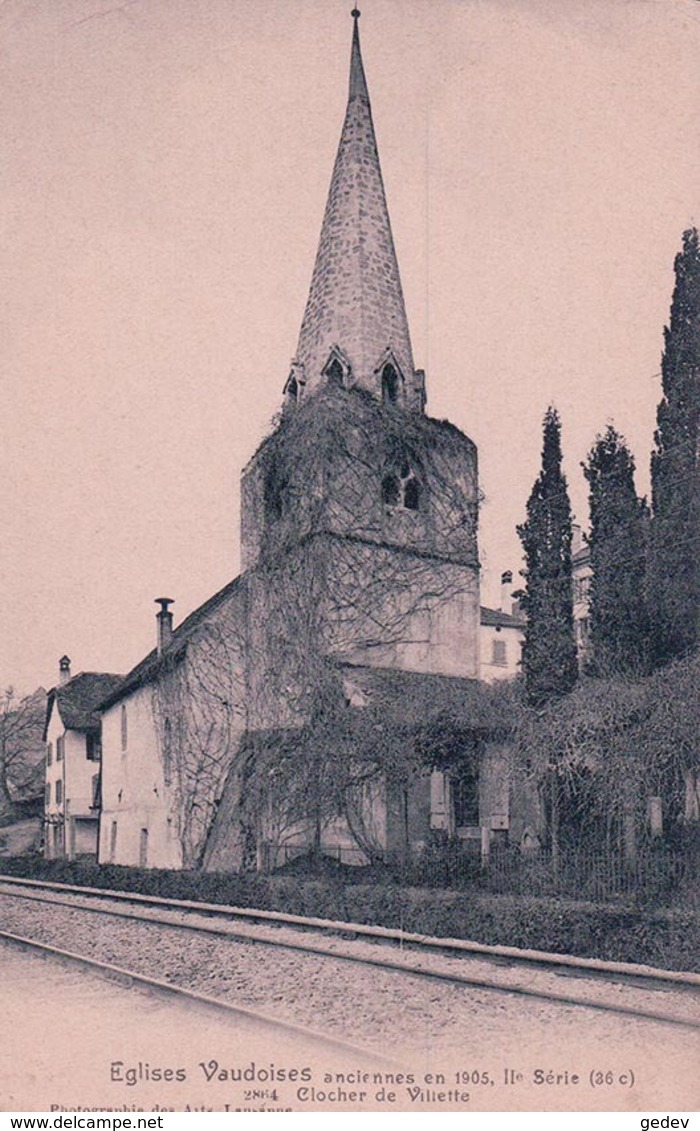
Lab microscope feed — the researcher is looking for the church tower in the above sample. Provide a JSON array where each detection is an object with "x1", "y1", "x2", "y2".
[
  {"x1": 241, "y1": 11, "x2": 480, "y2": 723},
  {"x1": 288, "y1": 10, "x2": 423, "y2": 412}
]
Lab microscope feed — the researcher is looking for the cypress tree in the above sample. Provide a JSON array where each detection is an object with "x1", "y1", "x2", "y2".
[
  {"x1": 648, "y1": 228, "x2": 700, "y2": 664},
  {"x1": 517, "y1": 406, "x2": 578, "y2": 706},
  {"x1": 582, "y1": 425, "x2": 648, "y2": 675}
]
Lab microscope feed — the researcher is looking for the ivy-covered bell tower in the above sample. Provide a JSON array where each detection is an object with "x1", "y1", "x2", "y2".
[{"x1": 240, "y1": 10, "x2": 480, "y2": 694}]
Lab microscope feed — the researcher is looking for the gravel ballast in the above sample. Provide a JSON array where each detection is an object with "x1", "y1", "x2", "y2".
[{"x1": 1, "y1": 887, "x2": 698, "y2": 1065}]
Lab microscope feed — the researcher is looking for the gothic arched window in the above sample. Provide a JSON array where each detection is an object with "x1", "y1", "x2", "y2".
[
  {"x1": 382, "y1": 364, "x2": 399, "y2": 404},
  {"x1": 326, "y1": 358, "x2": 345, "y2": 388},
  {"x1": 264, "y1": 467, "x2": 290, "y2": 520},
  {"x1": 382, "y1": 474, "x2": 400, "y2": 507},
  {"x1": 382, "y1": 463, "x2": 421, "y2": 512},
  {"x1": 403, "y1": 476, "x2": 420, "y2": 511},
  {"x1": 283, "y1": 364, "x2": 305, "y2": 407}
]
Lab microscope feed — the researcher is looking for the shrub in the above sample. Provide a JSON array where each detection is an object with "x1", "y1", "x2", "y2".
[{"x1": 1, "y1": 855, "x2": 697, "y2": 970}]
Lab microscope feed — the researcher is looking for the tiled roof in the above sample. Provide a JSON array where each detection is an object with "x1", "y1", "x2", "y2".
[
  {"x1": 97, "y1": 587, "x2": 521, "y2": 721},
  {"x1": 229, "y1": 663, "x2": 507, "y2": 748},
  {"x1": 480, "y1": 605, "x2": 526, "y2": 628},
  {"x1": 336, "y1": 662, "x2": 495, "y2": 730},
  {"x1": 45, "y1": 673, "x2": 123, "y2": 738},
  {"x1": 99, "y1": 575, "x2": 244, "y2": 710}
]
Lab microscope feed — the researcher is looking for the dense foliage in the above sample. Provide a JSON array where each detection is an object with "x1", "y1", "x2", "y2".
[
  {"x1": 648, "y1": 227, "x2": 700, "y2": 664},
  {"x1": 1, "y1": 855, "x2": 696, "y2": 969},
  {"x1": 0, "y1": 688, "x2": 45, "y2": 822},
  {"x1": 512, "y1": 652, "x2": 700, "y2": 849},
  {"x1": 582, "y1": 426, "x2": 648, "y2": 675},
  {"x1": 215, "y1": 668, "x2": 517, "y2": 869},
  {"x1": 517, "y1": 407, "x2": 578, "y2": 705}
]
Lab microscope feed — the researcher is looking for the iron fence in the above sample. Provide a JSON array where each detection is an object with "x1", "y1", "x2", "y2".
[
  {"x1": 262, "y1": 838, "x2": 697, "y2": 905},
  {"x1": 477, "y1": 844, "x2": 696, "y2": 903},
  {"x1": 263, "y1": 841, "x2": 369, "y2": 871}
]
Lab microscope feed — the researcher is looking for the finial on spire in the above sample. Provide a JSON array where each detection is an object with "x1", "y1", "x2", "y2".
[{"x1": 349, "y1": 5, "x2": 368, "y2": 101}]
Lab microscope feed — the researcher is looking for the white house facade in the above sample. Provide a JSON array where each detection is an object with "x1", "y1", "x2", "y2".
[
  {"x1": 479, "y1": 572, "x2": 525, "y2": 683},
  {"x1": 98, "y1": 681, "x2": 182, "y2": 870},
  {"x1": 43, "y1": 658, "x2": 122, "y2": 860}
]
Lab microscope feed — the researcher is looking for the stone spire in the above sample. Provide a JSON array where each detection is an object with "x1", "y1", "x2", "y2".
[{"x1": 291, "y1": 10, "x2": 423, "y2": 410}]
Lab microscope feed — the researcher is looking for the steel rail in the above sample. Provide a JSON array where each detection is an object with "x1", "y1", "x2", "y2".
[
  {"x1": 0, "y1": 927, "x2": 391, "y2": 1063},
  {"x1": 0, "y1": 880, "x2": 698, "y2": 1031},
  {"x1": 0, "y1": 871, "x2": 697, "y2": 989}
]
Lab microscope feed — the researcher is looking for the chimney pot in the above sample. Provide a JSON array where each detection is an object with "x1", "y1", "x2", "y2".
[
  {"x1": 59, "y1": 655, "x2": 71, "y2": 684},
  {"x1": 155, "y1": 598, "x2": 174, "y2": 655},
  {"x1": 500, "y1": 571, "x2": 513, "y2": 614}
]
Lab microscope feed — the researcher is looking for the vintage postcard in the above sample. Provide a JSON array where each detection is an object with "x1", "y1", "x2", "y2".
[{"x1": 1, "y1": 0, "x2": 698, "y2": 1116}]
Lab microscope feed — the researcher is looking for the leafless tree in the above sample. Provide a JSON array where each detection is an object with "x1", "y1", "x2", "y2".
[
  {"x1": 152, "y1": 387, "x2": 483, "y2": 868},
  {"x1": 151, "y1": 617, "x2": 247, "y2": 867},
  {"x1": 0, "y1": 687, "x2": 46, "y2": 823}
]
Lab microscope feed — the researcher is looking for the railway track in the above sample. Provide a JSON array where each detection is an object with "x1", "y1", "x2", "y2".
[
  {"x1": 0, "y1": 873, "x2": 698, "y2": 1032},
  {"x1": 0, "y1": 926, "x2": 388, "y2": 1065}
]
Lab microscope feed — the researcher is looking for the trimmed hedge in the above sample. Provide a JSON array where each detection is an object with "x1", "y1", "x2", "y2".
[{"x1": 1, "y1": 854, "x2": 698, "y2": 972}]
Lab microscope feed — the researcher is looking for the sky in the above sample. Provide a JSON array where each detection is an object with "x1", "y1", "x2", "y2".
[{"x1": 2, "y1": 0, "x2": 699, "y2": 694}]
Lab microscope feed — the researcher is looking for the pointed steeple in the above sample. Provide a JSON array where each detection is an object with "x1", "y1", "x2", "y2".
[
  {"x1": 292, "y1": 10, "x2": 423, "y2": 410},
  {"x1": 348, "y1": 8, "x2": 369, "y2": 102}
]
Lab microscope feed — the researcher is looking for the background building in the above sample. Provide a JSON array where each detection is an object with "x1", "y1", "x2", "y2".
[
  {"x1": 43, "y1": 658, "x2": 121, "y2": 860},
  {"x1": 572, "y1": 525, "x2": 593, "y2": 663},
  {"x1": 480, "y1": 571, "x2": 525, "y2": 683}
]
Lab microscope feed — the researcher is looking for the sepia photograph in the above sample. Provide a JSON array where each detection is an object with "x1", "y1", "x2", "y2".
[{"x1": 1, "y1": 0, "x2": 699, "y2": 1115}]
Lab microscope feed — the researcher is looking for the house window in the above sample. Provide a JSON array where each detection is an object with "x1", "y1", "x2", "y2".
[
  {"x1": 110, "y1": 820, "x2": 118, "y2": 863},
  {"x1": 55, "y1": 779, "x2": 63, "y2": 805},
  {"x1": 56, "y1": 735, "x2": 64, "y2": 762},
  {"x1": 45, "y1": 782, "x2": 51, "y2": 806},
  {"x1": 381, "y1": 364, "x2": 399, "y2": 404},
  {"x1": 139, "y1": 827, "x2": 149, "y2": 869},
  {"x1": 452, "y1": 769, "x2": 479, "y2": 828},
  {"x1": 46, "y1": 743, "x2": 53, "y2": 767},
  {"x1": 286, "y1": 376, "x2": 298, "y2": 402},
  {"x1": 86, "y1": 734, "x2": 101, "y2": 761},
  {"x1": 121, "y1": 705, "x2": 128, "y2": 751},
  {"x1": 491, "y1": 639, "x2": 507, "y2": 666},
  {"x1": 91, "y1": 773, "x2": 100, "y2": 809}
]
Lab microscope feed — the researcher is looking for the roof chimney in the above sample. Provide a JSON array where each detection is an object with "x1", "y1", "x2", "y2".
[
  {"x1": 155, "y1": 598, "x2": 174, "y2": 655},
  {"x1": 500, "y1": 571, "x2": 513, "y2": 614},
  {"x1": 59, "y1": 655, "x2": 71, "y2": 685}
]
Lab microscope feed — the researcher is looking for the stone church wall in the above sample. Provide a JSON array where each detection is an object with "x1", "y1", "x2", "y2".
[{"x1": 240, "y1": 390, "x2": 479, "y2": 570}]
